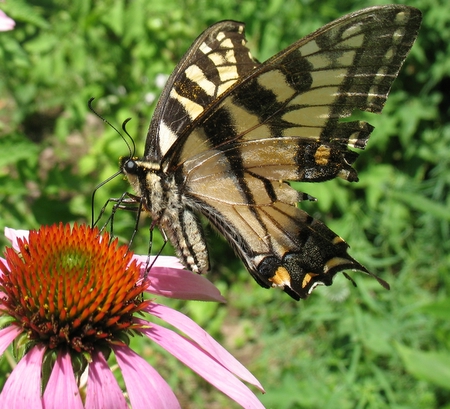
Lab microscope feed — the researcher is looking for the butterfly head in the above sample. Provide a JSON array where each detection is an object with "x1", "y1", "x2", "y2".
[{"x1": 120, "y1": 157, "x2": 146, "y2": 198}]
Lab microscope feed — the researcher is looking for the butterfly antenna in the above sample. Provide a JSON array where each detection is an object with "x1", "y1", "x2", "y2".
[
  {"x1": 121, "y1": 118, "x2": 136, "y2": 158},
  {"x1": 88, "y1": 97, "x2": 135, "y2": 227},
  {"x1": 88, "y1": 98, "x2": 127, "y2": 139},
  {"x1": 88, "y1": 97, "x2": 135, "y2": 155}
]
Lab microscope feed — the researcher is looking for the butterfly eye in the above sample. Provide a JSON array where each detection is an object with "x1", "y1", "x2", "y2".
[{"x1": 123, "y1": 158, "x2": 138, "y2": 174}]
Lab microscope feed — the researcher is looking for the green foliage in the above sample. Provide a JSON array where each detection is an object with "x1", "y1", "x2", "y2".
[
  {"x1": 1, "y1": 0, "x2": 450, "y2": 407},
  {"x1": 396, "y1": 343, "x2": 450, "y2": 390}
]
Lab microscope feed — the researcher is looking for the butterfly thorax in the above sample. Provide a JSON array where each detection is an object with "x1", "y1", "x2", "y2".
[{"x1": 121, "y1": 157, "x2": 210, "y2": 274}]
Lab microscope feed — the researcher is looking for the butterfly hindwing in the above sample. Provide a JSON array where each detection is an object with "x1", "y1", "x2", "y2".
[{"x1": 122, "y1": 5, "x2": 421, "y2": 300}]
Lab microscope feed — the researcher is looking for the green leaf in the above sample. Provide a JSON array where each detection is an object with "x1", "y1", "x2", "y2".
[
  {"x1": 391, "y1": 191, "x2": 450, "y2": 222},
  {"x1": 419, "y1": 299, "x2": 450, "y2": 320},
  {"x1": 396, "y1": 343, "x2": 450, "y2": 390}
]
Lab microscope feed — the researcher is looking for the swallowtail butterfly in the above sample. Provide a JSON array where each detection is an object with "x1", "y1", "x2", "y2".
[{"x1": 119, "y1": 5, "x2": 421, "y2": 300}]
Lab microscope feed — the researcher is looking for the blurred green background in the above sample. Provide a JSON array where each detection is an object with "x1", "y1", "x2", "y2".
[{"x1": 1, "y1": 0, "x2": 449, "y2": 408}]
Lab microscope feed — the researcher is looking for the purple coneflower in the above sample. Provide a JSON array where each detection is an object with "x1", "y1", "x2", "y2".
[
  {"x1": 0, "y1": 223, "x2": 264, "y2": 408},
  {"x1": 0, "y1": 9, "x2": 15, "y2": 31}
]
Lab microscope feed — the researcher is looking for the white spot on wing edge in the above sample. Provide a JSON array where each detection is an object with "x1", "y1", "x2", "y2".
[
  {"x1": 341, "y1": 24, "x2": 362, "y2": 40},
  {"x1": 221, "y1": 38, "x2": 235, "y2": 49},
  {"x1": 199, "y1": 42, "x2": 212, "y2": 54},
  {"x1": 158, "y1": 121, "x2": 178, "y2": 156},
  {"x1": 298, "y1": 39, "x2": 320, "y2": 56},
  {"x1": 395, "y1": 10, "x2": 409, "y2": 24}
]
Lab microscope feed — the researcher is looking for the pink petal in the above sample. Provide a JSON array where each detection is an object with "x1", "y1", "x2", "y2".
[
  {"x1": 42, "y1": 351, "x2": 83, "y2": 409},
  {"x1": 113, "y1": 345, "x2": 181, "y2": 409},
  {"x1": 85, "y1": 350, "x2": 128, "y2": 409},
  {"x1": 4, "y1": 227, "x2": 29, "y2": 251},
  {"x1": 132, "y1": 255, "x2": 184, "y2": 269},
  {"x1": 0, "y1": 324, "x2": 21, "y2": 356},
  {"x1": 142, "y1": 323, "x2": 265, "y2": 408},
  {"x1": 146, "y1": 265, "x2": 226, "y2": 302},
  {"x1": 144, "y1": 304, "x2": 263, "y2": 390},
  {"x1": 0, "y1": 10, "x2": 15, "y2": 31},
  {"x1": 0, "y1": 345, "x2": 45, "y2": 408}
]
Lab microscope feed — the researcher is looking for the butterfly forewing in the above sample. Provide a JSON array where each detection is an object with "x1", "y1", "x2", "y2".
[
  {"x1": 122, "y1": 6, "x2": 421, "y2": 300},
  {"x1": 172, "y1": 6, "x2": 421, "y2": 179},
  {"x1": 145, "y1": 21, "x2": 259, "y2": 162}
]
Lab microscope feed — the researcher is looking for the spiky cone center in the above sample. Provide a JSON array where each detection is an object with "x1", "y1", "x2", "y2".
[{"x1": 0, "y1": 223, "x2": 150, "y2": 353}]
